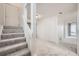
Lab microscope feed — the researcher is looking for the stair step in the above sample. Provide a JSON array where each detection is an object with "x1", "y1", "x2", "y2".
[
  {"x1": 0, "y1": 26, "x2": 30, "y2": 56},
  {"x1": 3, "y1": 26, "x2": 22, "y2": 29},
  {"x1": 0, "y1": 37, "x2": 26, "y2": 47},
  {"x1": 1, "y1": 33, "x2": 24, "y2": 39},
  {"x1": 2, "y1": 29, "x2": 23, "y2": 33},
  {"x1": 7, "y1": 48, "x2": 31, "y2": 56},
  {"x1": 0, "y1": 42, "x2": 27, "y2": 56}
]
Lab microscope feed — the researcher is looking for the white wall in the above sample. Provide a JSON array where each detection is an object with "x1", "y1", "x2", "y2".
[
  {"x1": 37, "y1": 16, "x2": 58, "y2": 43},
  {"x1": 0, "y1": 4, "x2": 5, "y2": 25},
  {"x1": 77, "y1": 4, "x2": 79, "y2": 55},
  {"x1": 0, "y1": 3, "x2": 20, "y2": 26},
  {"x1": 5, "y1": 4, "x2": 19, "y2": 26}
]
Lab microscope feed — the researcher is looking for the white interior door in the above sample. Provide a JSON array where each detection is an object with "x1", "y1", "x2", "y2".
[{"x1": 5, "y1": 4, "x2": 19, "y2": 26}]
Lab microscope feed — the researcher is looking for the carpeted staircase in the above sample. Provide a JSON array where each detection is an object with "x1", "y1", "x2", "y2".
[{"x1": 0, "y1": 26, "x2": 31, "y2": 56}]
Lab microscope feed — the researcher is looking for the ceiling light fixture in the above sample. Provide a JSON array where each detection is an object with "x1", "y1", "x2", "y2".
[{"x1": 36, "y1": 14, "x2": 42, "y2": 19}]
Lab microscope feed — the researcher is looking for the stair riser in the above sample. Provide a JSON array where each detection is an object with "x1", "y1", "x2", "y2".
[
  {"x1": 0, "y1": 43, "x2": 27, "y2": 56},
  {"x1": 2, "y1": 29, "x2": 23, "y2": 33},
  {"x1": 0, "y1": 38, "x2": 26, "y2": 47},
  {"x1": 7, "y1": 50, "x2": 31, "y2": 56},
  {"x1": 1, "y1": 34, "x2": 24, "y2": 39}
]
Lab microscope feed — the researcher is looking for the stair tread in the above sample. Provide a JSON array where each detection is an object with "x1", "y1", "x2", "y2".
[
  {"x1": 1, "y1": 33, "x2": 24, "y2": 35},
  {"x1": 0, "y1": 42, "x2": 27, "y2": 53},
  {"x1": 1, "y1": 33, "x2": 24, "y2": 39},
  {"x1": 3, "y1": 29, "x2": 23, "y2": 30},
  {"x1": 7, "y1": 48, "x2": 30, "y2": 56},
  {"x1": 2, "y1": 29, "x2": 23, "y2": 33},
  {"x1": 0, "y1": 37, "x2": 25, "y2": 42}
]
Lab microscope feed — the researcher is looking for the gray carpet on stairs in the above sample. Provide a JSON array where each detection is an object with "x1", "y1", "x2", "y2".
[{"x1": 0, "y1": 26, "x2": 31, "y2": 56}]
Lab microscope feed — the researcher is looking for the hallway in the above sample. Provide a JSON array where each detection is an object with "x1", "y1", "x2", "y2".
[
  {"x1": 31, "y1": 39, "x2": 77, "y2": 56},
  {"x1": 0, "y1": 3, "x2": 79, "y2": 56}
]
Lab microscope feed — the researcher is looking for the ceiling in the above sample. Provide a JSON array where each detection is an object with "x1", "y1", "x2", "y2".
[
  {"x1": 9, "y1": 3, "x2": 25, "y2": 12},
  {"x1": 9, "y1": 3, "x2": 77, "y2": 20},
  {"x1": 37, "y1": 3, "x2": 77, "y2": 19}
]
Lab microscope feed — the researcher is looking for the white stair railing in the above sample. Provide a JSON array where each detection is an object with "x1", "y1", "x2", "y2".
[
  {"x1": 21, "y1": 3, "x2": 37, "y2": 55},
  {"x1": 22, "y1": 5, "x2": 32, "y2": 50}
]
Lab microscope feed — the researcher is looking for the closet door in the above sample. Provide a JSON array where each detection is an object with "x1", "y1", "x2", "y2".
[{"x1": 5, "y1": 4, "x2": 19, "y2": 26}]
